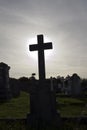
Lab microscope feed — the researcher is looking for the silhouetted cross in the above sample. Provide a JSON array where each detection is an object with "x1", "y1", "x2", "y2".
[{"x1": 29, "y1": 34, "x2": 53, "y2": 81}]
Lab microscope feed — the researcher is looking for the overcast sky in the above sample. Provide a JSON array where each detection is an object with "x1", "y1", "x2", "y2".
[{"x1": 0, "y1": 0, "x2": 87, "y2": 79}]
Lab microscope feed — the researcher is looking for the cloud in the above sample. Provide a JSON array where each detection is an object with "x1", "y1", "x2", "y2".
[{"x1": 0, "y1": 0, "x2": 87, "y2": 78}]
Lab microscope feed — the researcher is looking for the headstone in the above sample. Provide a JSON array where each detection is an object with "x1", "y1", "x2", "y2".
[
  {"x1": 10, "y1": 78, "x2": 20, "y2": 98},
  {"x1": 71, "y1": 73, "x2": 81, "y2": 96},
  {"x1": 64, "y1": 74, "x2": 81, "y2": 96},
  {"x1": 64, "y1": 75, "x2": 71, "y2": 95},
  {"x1": 27, "y1": 35, "x2": 60, "y2": 128},
  {"x1": 0, "y1": 62, "x2": 11, "y2": 101}
]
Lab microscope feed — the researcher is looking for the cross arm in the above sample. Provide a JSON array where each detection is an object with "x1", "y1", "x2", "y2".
[
  {"x1": 43, "y1": 42, "x2": 53, "y2": 50},
  {"x1": 29, "y1": 44, "x2": 38, "y2": 51}
]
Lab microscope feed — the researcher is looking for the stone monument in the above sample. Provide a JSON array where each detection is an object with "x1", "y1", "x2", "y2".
[
  {"x1": 71, "y1": 73, "x2": 81, "y2": 96},
  {"x1": 27, "y1": 35, "x2": 60, "y2": 128},
  {"x1": 64, "y1": 74, "x2": 81, "y2": 96},
  {"x1": 0, "y1": 62, "x2": 11, "y2": 101}
]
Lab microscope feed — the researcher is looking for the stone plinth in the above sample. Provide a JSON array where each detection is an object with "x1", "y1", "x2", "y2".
[
  {"x1": 0, "y1": 62, "x2": 11, "y2": 101},
  {"x1": 27, "y1": 81, "x2": 60, "y2": 128}
]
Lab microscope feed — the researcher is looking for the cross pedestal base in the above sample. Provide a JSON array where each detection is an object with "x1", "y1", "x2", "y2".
[{"x1": 27, "y1": 82, "x2": 61, "y2": 129}]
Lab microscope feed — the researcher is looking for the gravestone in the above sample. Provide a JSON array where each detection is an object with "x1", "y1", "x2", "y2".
[
  {"x1": 10, "y1": 78, "x2": 20, "y2": 98},
  {"x1": 27, "y1": 35, "x2": 60, "y2": 128},
  {"x1": 71, "y1": 73, "x2": 81, "y2": 96},
  {"x1": 64, "y1": 75, "x2": 71, "y2": 95},
  {"x1": 0, "y1": 62, "x2": 11, "y2": 101},
  {"x1": 64, "y1": 74, "x2": 81, "y2": 96}
]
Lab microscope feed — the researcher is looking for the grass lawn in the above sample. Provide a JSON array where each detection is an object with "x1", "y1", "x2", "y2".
[
  {"x1": 0, "y1": 92, "x2": 30, "y2": 118},
  {"x1": 56, "y1": 96, "x2": 87, "y2": 117},
  {"x1": 0, "y1": 92, "x2": 87, "y2": 118}
]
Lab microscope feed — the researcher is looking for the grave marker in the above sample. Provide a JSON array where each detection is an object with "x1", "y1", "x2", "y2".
[
  {"x1": 29, "y1": 34, "x2": 52, "y2": 81},
  {"x1": 0, "y1": 62, "x2": 11, "y2": 101},
  {"x1": 27, "y1": 35, "x2": 60, "y2": 128}
]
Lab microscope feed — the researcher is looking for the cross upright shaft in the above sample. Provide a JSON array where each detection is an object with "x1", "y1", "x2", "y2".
[{"x1": 29, "y1": 34, "x2": 53, "y2": 81}]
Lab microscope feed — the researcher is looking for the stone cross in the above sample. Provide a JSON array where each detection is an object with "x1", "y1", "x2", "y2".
[{"x1": 29, "y1": 34, "x2": 53, "y2": 81}]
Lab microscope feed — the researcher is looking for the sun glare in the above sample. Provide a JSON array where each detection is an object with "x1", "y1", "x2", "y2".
[{"x1": 26, "y1": 36, "x2": 53, "y2": 61}]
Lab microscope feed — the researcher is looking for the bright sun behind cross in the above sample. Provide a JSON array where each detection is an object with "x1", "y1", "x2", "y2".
[{"x1": 26, "y1": 36, "x2": 53, "y2": 61}]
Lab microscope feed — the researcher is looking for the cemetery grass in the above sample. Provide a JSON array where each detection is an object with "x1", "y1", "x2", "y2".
[
  {"x1": 56, "y1": 95, "x2": 87, "y2": 117},
  {"x1": 0, "y1": 92, "x2": 87, "y2": 118},
  {"x1": 0, "y1": 92, "x2": 30, "y2": 118}
]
